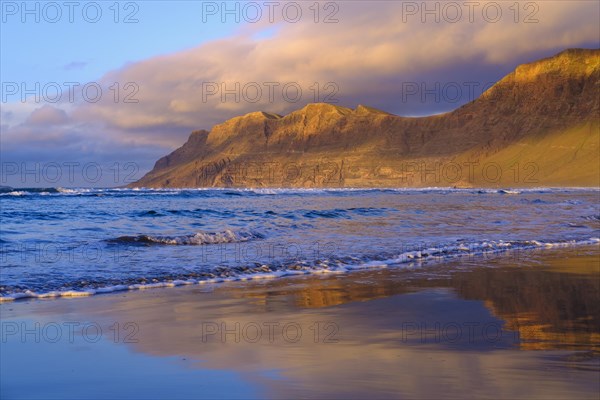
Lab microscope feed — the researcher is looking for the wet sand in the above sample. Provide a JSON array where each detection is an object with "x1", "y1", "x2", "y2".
[{"x1": 1, "y1": 246, "x2": 599, "y2": 399}]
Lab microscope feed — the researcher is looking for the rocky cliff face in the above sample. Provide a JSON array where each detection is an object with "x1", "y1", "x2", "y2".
[{"x1": 132, "y1": 49, "x2": 599, "y2": 188}]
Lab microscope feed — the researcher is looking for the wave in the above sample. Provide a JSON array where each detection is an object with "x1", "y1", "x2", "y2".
[
  {"x1": 2, "y1": 237, "x2": 598, "y2": 302},
  {"x1": 136, "y1": 208, "x2": 239, "y2": 219},
  {"x1": 304, "y1": 209, "x2": 350, "y2": 219},
  {"x1": 303, "y1": 207, "x2": 391, "y2": 218},
  {"x1": 135, "y1": 208, "x2": 391, "y2": 220},
  {"x1": 1, "y1": 191, "x2": 28, "y2": 196},
  {"x1": 107, "y1": 229, "x2": 264, "y2": 246},
  {"x1": 498, "y1": 189, "x2": 521, "y2": 195},
  {"x1": 582, "y1": 215, "x2": 600, "y2": 222},
  {"x1": 2, "y1": 186, "x2": 598, "y2": 198},
  {"x1": 0, "y1": 187, "x2": 77, "y2": 196}
]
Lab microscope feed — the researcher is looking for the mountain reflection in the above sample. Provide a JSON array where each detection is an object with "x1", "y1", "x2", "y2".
[{"x1": 222, "y1": 250, "x2": 600, "y2": 350}]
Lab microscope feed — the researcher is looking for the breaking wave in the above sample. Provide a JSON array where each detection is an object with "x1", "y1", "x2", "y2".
[
  {"x1": 1, "y1": 237, "x2": 598, "y2": 302},
  {"x1": 107, "y1": 229, "x2": 264, "y2": 246}
]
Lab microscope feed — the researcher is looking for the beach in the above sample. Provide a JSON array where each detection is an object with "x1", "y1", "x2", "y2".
[
  {"x1": 3, "y1": 2, "x2": 599, "y2": 399},
  {"x1": 2, "y1": 245, "x2": 598, "y2": 399}
]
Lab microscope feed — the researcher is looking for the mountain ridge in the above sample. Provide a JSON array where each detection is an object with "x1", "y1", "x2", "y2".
[{"x1": 132, "y1": 48, "x2": 599, "y2": 188}]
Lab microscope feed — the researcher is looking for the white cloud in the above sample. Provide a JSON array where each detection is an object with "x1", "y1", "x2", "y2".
[{"x1": 2, "y1": 0, "x2": 598, "y2": 170}]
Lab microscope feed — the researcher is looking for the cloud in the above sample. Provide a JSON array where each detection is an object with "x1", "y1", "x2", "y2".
[
  {"x1": 25, "y1": 105, "x2": 69, "y2": 126},
  {"x1": 2, "y1": 0, "x2": 599, "y2": 185},
  {"x1": 1, "y1": 109, "x2": 14, "y2": 123},
  {"x1": 63, "y1": 61, "x2": 88, "y2": 70},
  {"x1": 71, "y1": 1, "x2": 598, "y2": 137}
]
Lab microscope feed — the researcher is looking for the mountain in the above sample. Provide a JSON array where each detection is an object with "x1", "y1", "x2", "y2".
[{"x1": 131, "y1": 49, "x2": 599, "y2": 188}]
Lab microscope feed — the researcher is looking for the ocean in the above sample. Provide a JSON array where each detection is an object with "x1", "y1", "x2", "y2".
[{"x1": 1, "y1": 187, "x2": 598, "y2": 301}]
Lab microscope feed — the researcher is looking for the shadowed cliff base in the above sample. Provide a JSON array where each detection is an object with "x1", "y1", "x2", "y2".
[{"x1": 132, "y1": 49, "x2": 600, "y2": 188}]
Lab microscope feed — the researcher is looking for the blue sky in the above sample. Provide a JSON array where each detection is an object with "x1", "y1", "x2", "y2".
[
  {"x1": 1, "y1": 1, "x2": 599, "y2": 187},
  {"x1": 1, "y1": 1, "x2": 239, "y2": 86}
]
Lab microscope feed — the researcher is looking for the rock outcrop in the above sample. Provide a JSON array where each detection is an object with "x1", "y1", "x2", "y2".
[{"x1": 132, "y1": 49, "x2": 599, "y2": 188}]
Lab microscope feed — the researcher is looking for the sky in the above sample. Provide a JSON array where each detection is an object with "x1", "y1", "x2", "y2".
[{"x1": 1, "y1": 0, "x2": 599, "y2": 187}]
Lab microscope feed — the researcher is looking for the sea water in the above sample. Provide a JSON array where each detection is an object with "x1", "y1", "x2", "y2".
[{"x1": 1, "y1": 187, "x2": 598, "y2": 300}]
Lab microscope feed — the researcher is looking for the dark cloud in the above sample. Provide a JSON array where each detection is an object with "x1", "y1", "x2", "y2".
[{"x1": 63, "y1": 61, "x2": 88, "y2": 70}]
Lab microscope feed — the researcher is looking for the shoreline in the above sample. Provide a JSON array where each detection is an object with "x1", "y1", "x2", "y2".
[
  {"x1": 2, "y1": 245, "x2": 599, "y2": 399},
  {"x1": 4, "y1": 244, "x2": 599, "y2": 317},
  {"x1": 2, "y1": 238, "x2": 598, "y2": 303}
]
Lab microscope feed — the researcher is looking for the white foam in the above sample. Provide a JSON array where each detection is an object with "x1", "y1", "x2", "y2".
[
  {"x1": 2, "y1": 237, "x2": 598, "y2": 303},
  {"x1": 113, "y1": 229, "x2": 262, "y2": 245},
  {"x1": 498, "y1": 189, "x2": 521, "y2": 195},
  {"x1": 95, "y1": 285, "x2": 128, "y2": 293},
  {"x1": 60, "y1": 291, "x2": 95, "y2": 298},
  {"x1": 56, "y1": 188, "x2": 78, "y2": 194}
]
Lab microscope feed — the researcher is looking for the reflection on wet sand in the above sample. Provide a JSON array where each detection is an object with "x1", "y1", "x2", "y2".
[
  {"x1": 3, "y1": 247, "x2": 599, "y2": 399},
  {"x1": 453, "y1": 266, "x2": 600, "y2": 351},
  {"x1": 224, "y1": 247, "x2": 600, "y2": 351}
]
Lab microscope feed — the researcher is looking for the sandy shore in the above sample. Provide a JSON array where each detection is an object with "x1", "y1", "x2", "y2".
[{"x1": 1, "y1": 246, "x2": 599, "y2": 399}]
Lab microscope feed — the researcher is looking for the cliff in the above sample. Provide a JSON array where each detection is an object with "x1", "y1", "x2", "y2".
[{"x1": 132, "y1": 49, "x2": 599, "y2": 188}]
